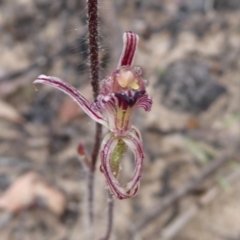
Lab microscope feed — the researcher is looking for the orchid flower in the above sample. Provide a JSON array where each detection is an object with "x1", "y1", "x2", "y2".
[{"x1": 33, "y1": 32, "x2": 152, "y2": 199}]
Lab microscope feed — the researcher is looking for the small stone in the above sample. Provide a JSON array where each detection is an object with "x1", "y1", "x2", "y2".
[{"x1": 158, "y1": 58, "x2": 226, "y2": 114}]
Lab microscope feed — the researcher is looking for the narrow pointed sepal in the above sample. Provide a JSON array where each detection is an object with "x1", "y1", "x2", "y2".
[
  {"x1": 118, "y1": 32, "x2": 139, "y2": 68},
  {"x1": 33, "y1": 75, "x2": 108, "y2": 128}
]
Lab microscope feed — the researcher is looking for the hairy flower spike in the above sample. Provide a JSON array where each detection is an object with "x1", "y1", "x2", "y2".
[{"x1": 33, "y1": 32, "x2": 152, "y2": 199}]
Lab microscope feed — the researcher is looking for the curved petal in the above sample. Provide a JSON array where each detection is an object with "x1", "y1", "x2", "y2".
[
  {"x1": 135, "y1": 93, "x2": 152, "y2": 111},
  {"x1": 129, "y1": 125, "x2": 143, "y2": 144},
  {"x1": 100, "y1": 130, "x2": 144, "y2": 199},
  {"x1": 33, "y1": 75, "x2": 108, "y2": 128},
  {"x1": 122, "y1": 131, "x2": 144, "y2": 195},
  {"x1": 94, "y1": 93, "x2": 133, "y2": 135},
  {"x1": 100, "y1": 133, "x2": 120, "y2": 196},
  {"x1": 118, "y1": 32, "x2": 139, "y2": 68},
  {"x1": 94, "y1": 90, "x2": 150, "y2": 135}
]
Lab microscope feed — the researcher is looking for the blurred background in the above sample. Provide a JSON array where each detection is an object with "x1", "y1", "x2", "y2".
[{"x1": 0, "y1": 0, "x2": 240, "y2": 239}]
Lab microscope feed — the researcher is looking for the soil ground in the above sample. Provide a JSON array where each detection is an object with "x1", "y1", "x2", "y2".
[{"x1": 0, "y1": 1, "x2": 240, "y2": 240}]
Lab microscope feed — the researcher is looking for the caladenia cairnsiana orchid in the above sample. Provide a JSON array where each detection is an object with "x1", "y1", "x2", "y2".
[{"x1": 33, "y1": 32, "x2": 152, "y2": 199}]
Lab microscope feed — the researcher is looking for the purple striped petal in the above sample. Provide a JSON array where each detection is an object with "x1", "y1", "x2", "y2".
[
  {"x1": 93, "y1": 90, "x2": 151, "y2": 135},
  {"x1": 100, "y1": 130, "x2": 144, "y2": 199},
  {"x1": 33, "y1": 75, "x2": 108, "y2": 127},
  {"x1": 135, "y1": 93, "x2": 152, "y2": 111},
  {"x1": 129, "y1": 126, "x2": 143, "y2": 143},
  {"x1": 118, "y1": 32, "x2": 139, "y2": 68},
  {"x1": 122, "y1": 130, "x2": 144, "y2": 195},
  {"x1": 94, "y1": 93, "x2": 134, "y2": 135}
]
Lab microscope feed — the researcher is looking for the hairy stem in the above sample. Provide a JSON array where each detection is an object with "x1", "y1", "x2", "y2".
[
  {"x1": 87, "y1": 0, "x2": 100, "y2": 100},
  {"x1": 100, "y1": 191, "x2": 114, "y2": 240},
  {"x1": 87, "y1": 170, "x2": 94, "y2": 224},
  {"x1": 87, "y1": 0, "x2": 102, "y2": 225},
  {"x1": 91, "y1": 123, "x2": 102, "y2": 171}
]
